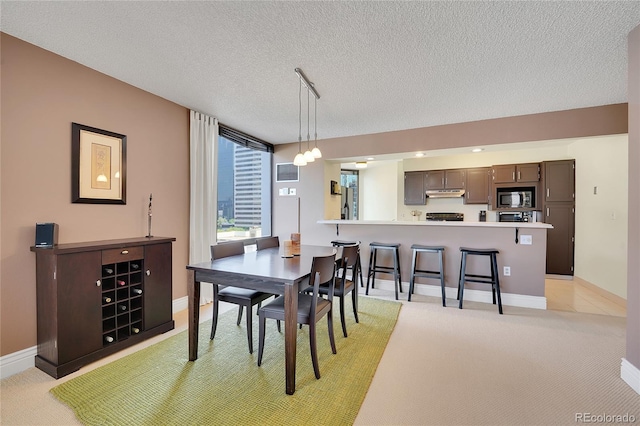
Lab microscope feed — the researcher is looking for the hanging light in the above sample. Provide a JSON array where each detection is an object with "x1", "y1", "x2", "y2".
[
  {"x1": 311, "y1": 96, "x2": 322, "y2": 158},
  {"x1": 293, "y1": 68, "x2": 321, "y2": 165},
  {"x1": 293, "y1": 77, "x2": 306, "y2": 166},
  {"x1": 303, "y1": 86, "x2": 315, "y2": 162}
]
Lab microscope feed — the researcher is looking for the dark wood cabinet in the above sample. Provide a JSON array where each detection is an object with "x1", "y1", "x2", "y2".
[
  {"x1": 541, "y1": 160, "x2": 576, "y2": 275},
  {"x1": 543, "y1": 160, "x2": 575, "y2": 202},
  {"x1": 31, "y1": 237, "x2": 175, "y2": 378},
  {"x1": 404, "y1": 171, "x2": 426, "y2": 205},
  {"x1": 492, "y1": 163, "x2": 540, "y2": 183},
  {"x1": 464, "y1": 168, "x2": 490, "y2": 204},
  {"x1": 425, "y1": 169, "x2": 465, "y2": 190},
  {"x1": 544, "y1": 203, "x2": 575, "y2": 275}
]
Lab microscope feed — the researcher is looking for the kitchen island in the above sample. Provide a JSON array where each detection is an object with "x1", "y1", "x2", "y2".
[{"x1": 317, "y1": 219, "x2": 552, "y2": 309}]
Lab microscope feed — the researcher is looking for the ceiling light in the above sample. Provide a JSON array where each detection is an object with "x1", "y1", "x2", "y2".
[
  {"x1": 355, "y1": 162, "x2": 367, "y2": 169},
  {"x1": 415, "y1": 153, "x2": 425, "y2": 157},
  {"x1": 293, "y1": 77, "x2": 306, "y2": 166},
  {"x1": 367, "y1": 157, "x2": 375, "y2": 161},
  {"x1": 472, "y1": 148, "x2": 484, "y2": 153}
]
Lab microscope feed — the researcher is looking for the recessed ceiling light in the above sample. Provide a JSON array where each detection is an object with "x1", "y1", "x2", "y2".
[
  {"x1": 415, "y1": 153, "x2": 425, "y2": 157},
  {"x1": 367, "y1": 157, "x2": 375, "y2": 161},
  {"x1": 355, "y1": 162, "x2": 368, "y2": 169},
  {"x1": 472, "y1": 148, "x2": 484, "y2": 153}
]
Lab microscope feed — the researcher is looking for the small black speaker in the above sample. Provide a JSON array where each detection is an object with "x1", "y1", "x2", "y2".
[{"x1": 35, "y1": 223, "x2": 59, "y2": 248}]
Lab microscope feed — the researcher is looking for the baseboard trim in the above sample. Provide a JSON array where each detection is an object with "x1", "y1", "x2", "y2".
[
  {"x1": 0, "y1": 297, "x2": 191, "y2": 380},
  {"x1": 0, "y1": 345, "x2": 37, "y2": 379},
  {"x1": 574, "y1": 276, "x2": 626, "y2": 309},
  {"x1": 621, "y1": 358, "x2": 640, "y2": 395},
  {"x1": 368, "y1": 279, "x2": 547, "y2": 310}
]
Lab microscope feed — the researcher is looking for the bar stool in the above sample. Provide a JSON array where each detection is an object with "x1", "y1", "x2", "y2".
[
  {"x1": 366, "y1": 242, "x2": 402, "y2": 300},
  {"x1": 457, "y1": 247, "x2": 503, "y2": 314},
  {"x1": 331, "y1": 240, "x2": 364, "y2": 287},
  {"x1": 409, "y1": 245, "x2": 446, "y2": 306}
]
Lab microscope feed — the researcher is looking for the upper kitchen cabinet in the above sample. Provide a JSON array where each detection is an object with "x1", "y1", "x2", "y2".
[
  {"x1": 464, "y1": 168, "x2": 490, "y2": 204},
  {"x1": 542, "y1": 160, "x2": 575, "y2": 202},
  {"x1": 404, "y1": 171, "x2": 426, "y2": 205},
  {"x1": 425, "y1": 169, "x2": 465, "y2": 190},
  {"x1": 492, "y1": 163, "x2": 540, "y2": 183}
]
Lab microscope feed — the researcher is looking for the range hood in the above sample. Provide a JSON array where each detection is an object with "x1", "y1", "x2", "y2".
[{"x1": 426, "y1": 189, "x2": 466, "y2": 198}]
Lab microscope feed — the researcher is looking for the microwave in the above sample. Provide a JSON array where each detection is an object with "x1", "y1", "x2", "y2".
[{"x1": 496, "y1": 189, "x2": 534, "y2": 209}]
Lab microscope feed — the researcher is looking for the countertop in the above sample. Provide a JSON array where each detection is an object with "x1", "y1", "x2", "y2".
[{"x1": 317, "y1": 219, "x2": 553, "y2": 229}]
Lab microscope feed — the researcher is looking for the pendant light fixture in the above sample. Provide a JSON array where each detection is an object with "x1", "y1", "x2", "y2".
[
  {"x1": 293, "y1": 68, "x2": 321, "y2": 165},
  {"x1": 293, "y1": 77, "x2": 306, "y2": 166},
  {"x1": 303, "y1": 87, "x2": 315, "y2": 162},
  {"x1": 311, "y1": 95, "x2": 322, "y2": 158}
]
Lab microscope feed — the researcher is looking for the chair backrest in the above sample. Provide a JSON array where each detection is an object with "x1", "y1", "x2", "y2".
[
  {"x1": 308, "y1": 253, "x2": 337, "y2": 323},
  {"x1": 211, "y1": 241, "x2": 245, "y2": 261},
  {"x1": 341, "y1": 244, "x2": 359, "y2": 269},
  {"x1": 256, "y1": 236, "x2": 279, "y2": 250}
]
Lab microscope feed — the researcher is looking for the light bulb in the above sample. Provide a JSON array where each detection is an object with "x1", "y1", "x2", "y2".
[
  {"x1": 304, "y1": 150, "x2": 315, "y2": 162},
  {"x1": 97, "y1": 174, "x2": 108, "y2": 182},
  {"x1": 293, "y1": 153, "x2": 307, "y2": 166},
  {"x1": 311, "y1": 147, "x2": 322, "y2": 158}
]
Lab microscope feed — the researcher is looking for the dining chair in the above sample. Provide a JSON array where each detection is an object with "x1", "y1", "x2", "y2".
[
  {"x1": 326, "y1": 244, "x2": 360, "y2": 337},
  {"x1": 257, "y1": 253, "x2": 337, "y2": 379},
  {"x1": 210, "y1": 241, "x2": 274, "y2": 354},
  {"x1": 256, "y1": 236, "x2": 279, "y2": 250}
]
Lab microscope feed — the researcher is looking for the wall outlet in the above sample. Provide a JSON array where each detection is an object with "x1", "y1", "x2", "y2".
[
  {"x1": 503, "y1": 266, "x2": 511, "y2": 276},
  {"x1": 520, "y1": 235, "x2": 532, "y2": 245},
  {"x1": 289, "y1": 188, "x2": 296, "y2": 195}
]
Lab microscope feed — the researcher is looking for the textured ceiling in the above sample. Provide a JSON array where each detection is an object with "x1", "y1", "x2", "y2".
[{"x1": 2, "y1": 1, "x2": 639, "y2": 145}]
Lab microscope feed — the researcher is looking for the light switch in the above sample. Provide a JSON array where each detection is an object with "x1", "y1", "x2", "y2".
[{"x1": 279, "y1": 188, "x2": 289, "y2": 196}]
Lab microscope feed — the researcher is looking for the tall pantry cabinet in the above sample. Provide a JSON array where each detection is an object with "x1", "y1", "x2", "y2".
[
  {"x1": 541, "y1": 160, "x2": 575, "y2": 275},
  {"x1": 30, "y1": 237, "x2": 175, "y2": 378}
]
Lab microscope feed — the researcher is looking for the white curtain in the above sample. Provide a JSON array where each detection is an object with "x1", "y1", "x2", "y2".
[{"x1": 189, "y1": 110, "x2": 218, "y2": 304}]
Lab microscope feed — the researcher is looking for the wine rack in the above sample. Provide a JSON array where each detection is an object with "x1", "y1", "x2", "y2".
[
  {"x1": 101, "y1": 259, "x2": 145, "y2": 346},
  {"x1": 31, "y1": 237, "x2": 175, "y2": 379}
]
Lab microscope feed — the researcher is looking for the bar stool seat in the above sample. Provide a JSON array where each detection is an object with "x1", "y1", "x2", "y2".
[
  {"x1": 366, "y1": 242, "x2": 402, "y2": 300},
  {"x1": 331, "y1": 240, "x2": 364, "y2": 287},
  {"x1": 457, "y1": 247, "x2": 503, "y2": 314},
  {"x1": 409, "y1": 245, "x2": 446, "y2": 305}
]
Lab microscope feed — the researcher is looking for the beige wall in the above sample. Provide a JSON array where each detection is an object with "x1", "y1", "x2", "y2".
[
  {"x1": 360, "y1": 161, "x2": 399, "y2": 220},
  {"x1": 0, "y1": 34, "x2": 190, "y2": 356},
  {"x1": 627, "y1": 24, "x2": 640, "y2": 372},
  {"x1": 570, "y1": 135, "x2": 628, "y2": 299}
]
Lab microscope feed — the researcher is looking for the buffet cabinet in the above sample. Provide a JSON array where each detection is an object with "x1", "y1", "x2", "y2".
[{"x1": 30, "y1": 237, "x2": 175, "y2": 378}]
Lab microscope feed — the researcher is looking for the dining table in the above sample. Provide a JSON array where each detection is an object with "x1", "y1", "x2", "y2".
[{"x1": 186, "y1": 244, "x2": 337, "y2": 395}]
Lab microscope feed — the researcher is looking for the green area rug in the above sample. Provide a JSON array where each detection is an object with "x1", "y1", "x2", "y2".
[{"x1": 51, "y1": 296, "x2": 401, "y2": 426}]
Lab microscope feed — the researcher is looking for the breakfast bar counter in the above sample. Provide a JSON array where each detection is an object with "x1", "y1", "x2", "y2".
[{"x1": 317, "y1": 219, "x2": 552, "y2": 309}]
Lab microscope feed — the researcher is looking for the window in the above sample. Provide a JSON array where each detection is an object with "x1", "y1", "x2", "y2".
[
  {"x1": 217, "y1": 125, "x2": 273, "y2": 242},
  {"x1": 340, "y1": 170, "x2": 359, "y2": 220}
]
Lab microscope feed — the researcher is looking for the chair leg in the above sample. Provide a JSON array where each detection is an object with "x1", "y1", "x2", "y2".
[
  {"x1": 352, "y1": 287, "x2": 359, "y2": 323},
  {"x1": 236, "y1": 306, "x2": 243, "y2": 326},
  {"x1": 492, "y1": 254, "x2": 504, "y2": 315},
  {"x1": 309, "y1": 322, "x2": 320, "y2": 379},
  {"x1": 392, "y1": 249, "x2": 399, "y2": 300},
  {"x1": 408, "y1": 250, "x2": 417, "y2": 302},
  {"x1": 246, "y1": 305, "x2": 253, "y2": 354},
  {"x1": 357, "y1": 257, "x2": 364, "y2": 288},
  {"x1": 328, "y1": 308, "x2": 337, "y2": 354},
  {"x1": 457, "y1": 253, "x2": 464, "y2": 301},
  {"x1": 257, "y1": 313, "x2": 266, "y2": 366},
  {"x1": 365, "y1": 249, "x2": 374, "y2": 295},
  {"x1": 210, "y1": 286, "x2": 219, "y2": 340},
  {"x1": 395, "y1": 248, "x2": 403, "y2": 293},
  {"x1": 458, "y1": 252, "x2": 467, "y2": 309},
  {"x1": 339, "y1": 295, "x2": 347, "y2": 338}
]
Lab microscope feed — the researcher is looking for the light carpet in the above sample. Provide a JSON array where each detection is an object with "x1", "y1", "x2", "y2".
[{"x1": 50, "y1": 296, "x2": 401, "y2": 426}]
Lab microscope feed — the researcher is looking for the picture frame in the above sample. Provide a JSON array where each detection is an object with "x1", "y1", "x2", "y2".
[{"x1": 72, "y1": 123, "x2": 127, "y2": 204}]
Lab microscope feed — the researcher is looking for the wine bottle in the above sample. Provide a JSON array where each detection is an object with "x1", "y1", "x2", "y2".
[
  {"x1": 131, "y1": 288, "x2": 143, "y2": 295},
  {"x1": 118, "y1": 304, "x2": 127, "y2": 311},
  {"x1": 103, "y1": 267, "x2": 114, "y2": 275},
  {"x1": 102, "y1": 296, "x2": 112, "y2": 303},
  {"x1": 105, "y1": 335, "x2": 114, "y2": 343},
  {"x1": 131, "y1": 327, "x2": 140, "y2": 334},
  {"x1": 117, "y1": 279, "x2": 126, "y2": 286}
]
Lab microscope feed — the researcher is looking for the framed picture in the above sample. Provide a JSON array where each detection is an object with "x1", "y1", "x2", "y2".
[{"x1": 72, "y1": 123, "x2": 127, "y2": 204}]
